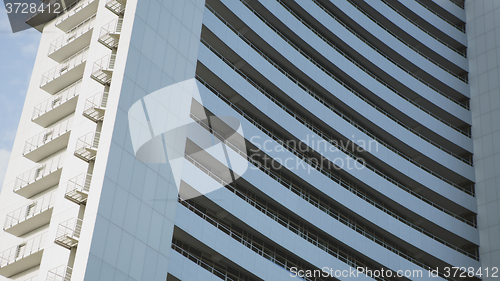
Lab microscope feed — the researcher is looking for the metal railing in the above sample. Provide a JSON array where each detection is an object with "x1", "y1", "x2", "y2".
[
  {"x1": 0, "y1": 232, "x2": 47, "y2": 268},
  {"x1": 32, "y1": 80, "x2": 81, "y2": 121},
  {"x1": 98, "y1": 18, "x2": 122, "y2": 49},
  {"x1": 74, "y1": 131, "x2": 100, "y2": 161},
  {"x1": 196, "y1": 75, "x2": 476, "y2": 227},
  {"x1": 201, "y1": 36, "x2": 474, "y2": 197},
  {"x1": 55, "y1": 0, "x2": 96, "y2": 26},
  {"x1": 49, "y1": 15, "x2": 95, "y2": 56},
  {"x1": 83, "y1": 92, "x2": 108, "y2": 122},
  {"x1": 105, "y1": 0, "x2": 126, "y2": 15},
  {"x1": 171, "y1": 243, "x2": 240, "y2": 281},
  {"x1": 207, "y1": 3, "x2": 473, "y2": 171},
  {"x1": 311, "y1": 0, "x2": 468, "y2": 85},
  {"x1": 67, "y1": 173, "x2": 92, "y2": 194},
  {"x1": 14, "y1": 154, "x2": 65, "y2": 192},
  {"x1": 56, "y1": 218, "x2": 82, "y2": 242},
  {"x1": 41, "y1": 47, "x2": 89, "y2": 87},
  {"x1": 189, "y1": 110, "x2": 478, "y2": 260},
  {"x1": 4, "y1": 191, "x2": 57, "y2": 230},
  {"x1": 180, "y1": 199, "x2": 343, "y2": 281},
  {"x1": 237, "y1": 0, "x2": 472, "y2": 127},
  {"x1": 24, "y1": 116, "x2": 72, "y2": 155},
  {"x1": 46, "y1": 265, "x2": 73, "y2": 281},
  {"x1": 413, "y1": 0, "x2": 465, "y2": 32},
  {"x1": 90, "y1": 54, "x2": 116, "y2": 85},
  {"x1": 379, "y1": 0, "x2": 466, "y2": 57},
  {"x1": 184, "y1": 154, "x2": 451, "y2": 280}
]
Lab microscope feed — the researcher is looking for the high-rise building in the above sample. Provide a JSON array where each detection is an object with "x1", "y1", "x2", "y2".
[{"x1": 0, "y1": 0, "x2": 497, "y2": 280}]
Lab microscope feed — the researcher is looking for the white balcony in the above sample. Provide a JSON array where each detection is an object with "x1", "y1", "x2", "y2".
[
  {"x1": 46, "y1": 265, "x2": 72, "y2": 281},
  {"x1": 55, "y1": 218, "x2": 82, "y2": 249},
  {"x1": 55, "y1": 0, "x2": 98, "y2": 32},
  {"x1": 32, "y1": 80, "x2": 81, "y2": 128},
  {"x1": 41, "y1": 47, "x2": 88, "y2": 94},
  {"x1": 82, "y1": 92, "x2": 108, "y2": 122},
  {"x1": 49, "y1": 15, "x2": 95, "y2": 62},
  {"x1": 0, "y1": 232, "x2": 47, "y2": 278},
  {"x1": 65, "y1": 173, "x2": 91, "y2": 204},
  {"x1": 98, "y1": 18, "x2": 122, "y2": 49},
  {"x1": 105, "y1": 0, "x2": 126, "y2": 15},
  {"x1": 90, "y1": 54, "x2": 115, "y2": 85},
  {"x1": 14, "y1": 154, "x2": 64, "y2": 198},
  {"x1": 23, "y1": 117, "x2": 72, "y2": 162},
  {"x1": 4, "y1": 192, "x2": 56, "y2": 236},
  {"x1": 74, "y1": 131, "x2": 100, "y2": 162}
]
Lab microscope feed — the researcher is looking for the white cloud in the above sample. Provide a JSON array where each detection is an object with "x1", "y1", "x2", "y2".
[{"x1": 0, "y1": 149, "x2": 11, "y2": 191}]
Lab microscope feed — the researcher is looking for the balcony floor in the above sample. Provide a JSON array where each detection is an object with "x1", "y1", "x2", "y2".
[
  {"x1": 56, "y1": 0, "x2": 98, "y2": 32},
  {"x1": 4, "y1": 207, "x2": 53, "y2": 236},
  {"x1": 41, "y1": 62, "x2": 86, "y2": 94},
  {"x1": 49, "y1": 30, "x2": 93, "y2": 63},
  {"x1": 24, "y1": 131, "x2": 70, "y2": 162},
  {"x1": 32, "y1": 95, "x2": 78, "y2": 127},
  {"x1": 0, "y1": 250, "x2": 43, "y2": 278},
  {"x1": 15, "y1": 168, "x2": 62, "y2": 198}
]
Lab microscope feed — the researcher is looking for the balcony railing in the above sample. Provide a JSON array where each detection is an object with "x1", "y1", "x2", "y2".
[
  {"x1": 0, "y1": 232, "x2": 47, "y2": 277},
  {"x1": 65, "y1": 173, "x2": 92, "y2": 204},
  {"x1": 105, "y1": 0, "x2": 126, "y2": 15},
  {"x1": 74, "y1": 131, "x2": 100, "y2": 162},
  {"x1": 32, "y1": 80, "x2": 81, "y2": 127},
  {"x1": 90, "y1": 54, "x2": 115, "y2": 85},
  {"x1": 47, "y1": 265, "x2": 72, "y2": 281},
  {"x1": 41, "y1": 47, "x2": 88, "y2": 94},
  {"x1": 23, "y1": 117, "x2": 72, "y2": 162},
  {"x1": 55, "y1": 218, "x2": 82, "y2": 249},
  {"x1": 4, "y1": 192, "x2": 57, "y2": 236},
  {"x1": 48, "y1": 15, "x2": 95, "y2": 62},
  {"x1": 83, "y1": 92, "x2": 108, "y2": 122},
  {"x1": 14, "y1": 154, "x2": 65, "y2": 198},
  {"x1": 55, "y1": 0, "x2": 98, "y2": 32},
  {"x1": 98, "y1": 18, "x2": 122, "y2": 49}
]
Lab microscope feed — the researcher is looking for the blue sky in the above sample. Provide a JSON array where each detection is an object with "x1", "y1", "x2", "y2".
[{"x1": 0, "y1": 9, "x2": 41, "y2": 193}]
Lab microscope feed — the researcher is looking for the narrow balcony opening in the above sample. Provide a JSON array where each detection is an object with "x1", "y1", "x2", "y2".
[
  {"x1": 74, "y1": 131, "x2": 100, "y2": 162},
  {"x1": 32, "y1": 80, "x2": 81, "y2": 127},
  {"x1": 82, "y1": 92, "x2": 108, "y2": 122},
  {"x1": 55, "y1": 218, "x2": 82, "y2": 249},
  {"x1": 90, "y1": 54, "x2": 115, "y2": 85},
  {"x1": 98, "y1": 18, "x2": 122, "y2": 49}
]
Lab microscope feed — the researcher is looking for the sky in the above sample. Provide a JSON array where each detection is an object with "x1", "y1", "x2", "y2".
[{"x1": 0, "y1": 9, "x2": 41, "y2": 193}]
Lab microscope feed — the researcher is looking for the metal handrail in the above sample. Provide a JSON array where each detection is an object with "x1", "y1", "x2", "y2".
[
  {"x1": 4, "y1": 191, "x2": 57, "y2": 229},
  {"x1": 32, "y1": 80, "x2": 81, "y2": 120},
  {"x1": 171, "y1": 244, "x2": 238, "y2": 281},
  {"x1": 46, "y1": 265, "x2": 73, "y2": 281},
  {"x1": 0, "y1": 232, "x2": 47, "y2": 268},
  {"x1": 55, "y1": 0, "x2": 96, "y2": 26},
  {"x1": 412, "y1": 0, "x2": 465, "y2": 32},
  {"x1": 208, "y1": 2, "x2": 473, "y2": 170},
  {"x1": 311, "y1": 0, "x2": 468, "y2": 86},
  {"x1": 196, "y1": 74, "x2": 476, "y2": 227},
  {"x1": 379, "y1": 0, "x2": 466, "y2": 56},
  {"x1": 41, "y1": 47, "x2": 89, "y2": 87},
  {"x1": 179, "y1": 199, "x2": 337, "y2": 281},
  {"x1": 48, "y1": 14, "x2": 95, "y2": 55},
  {"x1": 56, "y1": 218, "x2": 82, "y2": 240},
  {"x1": 24, "y1": 116, "x2": 72, "y2": 155},
  {"x1": 201, "y1": 35, "x2": 474, "y2": 196},
  {"x1": 184, "y1": 154, "x2": 458, "y2": 280},
  {"x1": 66, "y1": 173, "x2": 92, "y2": 194},
  {"x1": 13, "y1": 154, "x2": 65, "y2": 192},
  {"x1": 190, "y1": 109, "x2": 478, "y2": 260}
]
